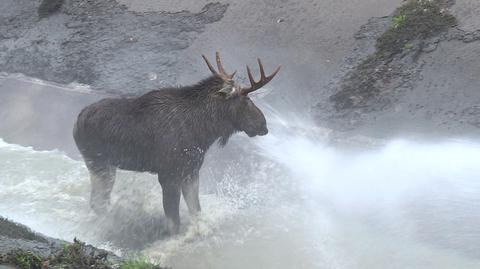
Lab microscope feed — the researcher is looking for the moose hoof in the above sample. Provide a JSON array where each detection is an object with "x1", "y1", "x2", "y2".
[
  {"x1": 90, "y1": 201, "x2": 111, "y2": 215},
  {"x1": 165, "y1": 218, "x2": 180, "y2": 235}
]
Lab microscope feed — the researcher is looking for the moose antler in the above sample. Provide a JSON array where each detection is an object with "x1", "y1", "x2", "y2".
[
  {"x1": 241, "y1": 59, "x2": 281, "y2": 95},
  {"x1": 202, "y1": 51, "x2": 236, "y2": 80}
]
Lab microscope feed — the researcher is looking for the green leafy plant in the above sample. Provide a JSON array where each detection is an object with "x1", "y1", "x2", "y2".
[
  {"x1": 393, "y1": 14, "x2": 407, "y2": 28},
  {"x1": 120, "y1": 256, "x2": 163, "y2": 269}
]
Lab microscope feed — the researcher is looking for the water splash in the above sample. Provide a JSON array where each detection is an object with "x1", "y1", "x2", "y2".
[{"x1": 2, "y1": 109, "x2": 480, "y2": 268}]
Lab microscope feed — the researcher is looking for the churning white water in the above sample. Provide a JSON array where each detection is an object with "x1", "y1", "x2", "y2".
[{"x1": 1, "y1": 110, "x2": 480, "y2": 268}]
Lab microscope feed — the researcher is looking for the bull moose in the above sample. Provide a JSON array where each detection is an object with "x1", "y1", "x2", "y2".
[{"x1": 73, "y1": 52, "x2": 280, "y2": 234}]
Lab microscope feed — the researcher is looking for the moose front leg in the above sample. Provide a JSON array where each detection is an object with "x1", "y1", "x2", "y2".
[
  {"x1": 159, "y1": 176, "x2": 181, "y2": 235},
  {"x1": 87, "y1": 160, "x2": 116, "y2": 214},
  {"x1": 182, "y1": 171, "x2": 201, "y2": 215}
]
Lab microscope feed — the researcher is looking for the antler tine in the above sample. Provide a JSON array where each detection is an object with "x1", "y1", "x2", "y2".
[
  {"x1": 268, "y1": 65, "x2": 281, "y2": 80},
  {"x1": 257, "y1": 58, "x2": 266, "y2": 79},
  {"x1": 202, "y1": 51, "x2": 235, "y2": 79},
  {"x1": 246, "y1": 65, "x2": 256, "y2": 86},
  {"x1": 242, "y1": 58, "x2": 281, "y2": 95},
  {"x1": 202, "y1": 54, "x2": 217, "y2": 75},
  {"x1": 215, "y1": 51, "x2": 227, "y2": 76},
  {"x1": 218, "y1": 52, "x2": 237, "y2": 79}
]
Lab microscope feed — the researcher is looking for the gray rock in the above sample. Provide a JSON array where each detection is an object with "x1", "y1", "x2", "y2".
[
  {"x1": 38, "y1": 0, "x2": 64, "y2": 19},
  {"x1": 316, "y1": 0, "x2": 480, "y2": 139},
  {"x1": 0, "y1": 0, "x2": 228, "y2": 94},
  {"x1": 0, "y1": 218, "x2": 123, "y2": 268}
]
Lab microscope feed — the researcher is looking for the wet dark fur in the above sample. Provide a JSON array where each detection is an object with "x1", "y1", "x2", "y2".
[
  {"x1": 73, "y1": 74, "x2": 267, "y2": 234},
  {"x1": 74, "y1": 76, "x2": 237, "y2": 174}
]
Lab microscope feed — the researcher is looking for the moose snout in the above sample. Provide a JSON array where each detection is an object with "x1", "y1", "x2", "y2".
[
  {"x1": 245, "y1": 126, "x2": 268, "y2": 137},
  {"x1": 252, "y1": 125, "x2": 268, "y2": 136},
  {"x1": 258, "y1": 126, "x2": 268, "y2": 136}
]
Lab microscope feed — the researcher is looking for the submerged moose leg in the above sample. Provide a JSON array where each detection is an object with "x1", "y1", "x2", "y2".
[
  {"x1": 159, "y1": 176, "x2": 181, "y2": 235},
  {"x1": 182, "y1": 171, "x2": 201, "y2": 215},
  {"x1": 86, "y1": 160, "x2": 116, "y2": 214}
]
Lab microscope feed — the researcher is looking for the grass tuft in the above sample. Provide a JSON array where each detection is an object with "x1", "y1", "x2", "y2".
[{"x1": 120, "y1": 256, "x2": 164, "y2": 269}]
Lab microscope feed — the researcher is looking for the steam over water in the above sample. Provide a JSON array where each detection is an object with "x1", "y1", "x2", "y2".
[{"x1": 2, "y1": 109, "x2": 480, "y2": 268}]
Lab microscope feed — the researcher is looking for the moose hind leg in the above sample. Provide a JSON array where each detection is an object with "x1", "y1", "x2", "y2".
[
  {"x1": 182, "y1": 172, "x2": 201, "y2": 215},
  {"x1": 159, "y1": 180, "x2": 181, "y2": 235},
  {"x1": 87, "y1": 161, "x2": 116, "y2": 214}
]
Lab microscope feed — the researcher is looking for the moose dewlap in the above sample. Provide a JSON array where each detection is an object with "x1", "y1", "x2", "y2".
[{"x1": 73, "y1": 52, "x2": 280, "y2": 234}]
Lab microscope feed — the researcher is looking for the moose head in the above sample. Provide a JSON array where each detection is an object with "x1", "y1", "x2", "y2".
[{"x1": 201, "y1": 52, "x2": 281, "y2": 138}]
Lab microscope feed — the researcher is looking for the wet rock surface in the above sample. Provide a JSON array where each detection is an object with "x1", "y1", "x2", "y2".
[
  {"x1": 38, "y1": 0, "x2": 64, "y2": 19},
  {"x1": 0, "y1": 0, "x2": 227, "y2": 94},
  {"x1": 0, "y1": 218, "x2": 120, "y2": 268},
  {"x1": 316, "y1": 0, "x2": 480, "y2": 138},
  {"x1": 0, "y1": 218, "x2": 162, "y2": 269}
]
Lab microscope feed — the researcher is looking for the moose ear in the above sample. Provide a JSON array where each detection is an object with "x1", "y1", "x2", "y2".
[{"x1": 214, "y1": 86, "x2": 237, "y2": 99}]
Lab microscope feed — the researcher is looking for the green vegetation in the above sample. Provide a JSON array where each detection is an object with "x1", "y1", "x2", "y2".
[
  {"x1": 0, "y1": 218, "x2": 166, "y2": 269},
  {"x1": 392, "y1": 14, "x2": 407, "y2": 29},
  {"x1": 120, "y1": 256, "x2": 163, "y2": 269},
  {"x1": 0, "y1": 239, "x2": 165, "y2": 269},
  {"x1": 376, "y1": 0, "x2": 456, "y2": 58},
  {"x1": 0, "y1": 239, "x2": 111, "y2": 269},
  {"x1": 48, "y1": 238, "x2": 112, "y2": 269},
  {"x1": 0, "y1": 217, "x2": 48, "y2": 243},
  {"x1": 0, "y1": 249, "x2": 43, "y2": 269}
]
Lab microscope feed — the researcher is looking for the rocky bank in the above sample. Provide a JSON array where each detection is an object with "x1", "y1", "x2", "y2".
[
  {"x1": 0, "y1": 217, "x2": 143, "y2": 269},
  {"x1": 316, "y1": 0, "x2": 480, "y2": 138}
]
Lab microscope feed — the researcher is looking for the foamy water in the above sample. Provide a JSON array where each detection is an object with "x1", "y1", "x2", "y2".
[{"x1": 1, "y1": 112, "x2": 480, "y2": 268}]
